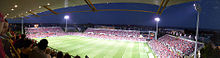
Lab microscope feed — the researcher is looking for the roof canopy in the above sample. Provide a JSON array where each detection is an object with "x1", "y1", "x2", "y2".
[{"x1": 0, "y1": 0, "x2": 197, "y2": 19}]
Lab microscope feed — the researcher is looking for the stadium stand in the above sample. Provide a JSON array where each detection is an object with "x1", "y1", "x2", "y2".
[
  {"x1": 73, "y1": 28, "x2": 146, "y2": 42},
  {"x1": 148, "y1": 39, "x2": 181, "y2": 58},
  {"x1": 25, "y1": 27, "x2": 68, "y2": 38},
  {"x1": 157, "y1": 34, "x2": 204, "y2": 56},
  {"x1": 148, "y1": 34, "x2": 204, "y2": 58}
]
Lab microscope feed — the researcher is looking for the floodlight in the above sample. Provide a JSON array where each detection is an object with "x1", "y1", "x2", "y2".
[
  {"x1": 11, "y1": 8, "x2": 14, "y2": 11},
  {"x1": 64, "y1": 15, "x2": 69, "y2": 20},
  {"x1": 47, "y1": 3, "x2": 50, "y2": 5},
  {"x1": 155, "y1": 17, "x2": 160, "y2": 22},
  {"x1": 14, "y1": 5, "x2": 18, "y2": 8}
]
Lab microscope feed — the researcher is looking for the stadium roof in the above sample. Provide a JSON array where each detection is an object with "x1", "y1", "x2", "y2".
[{"x1": 0, "y1": 0, "x2": 197, "y2": 19}]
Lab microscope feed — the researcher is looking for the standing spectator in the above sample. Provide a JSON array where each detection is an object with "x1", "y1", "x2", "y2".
[
  {"x1": 0, "y1": 14, "x2": 13, "y2": 58},
  {"x1": 29, "y1": 39, "x2": 48, "y2": 58},
  {"x1": 0, "y1": 13, "x2": 6, "y2": 58}
]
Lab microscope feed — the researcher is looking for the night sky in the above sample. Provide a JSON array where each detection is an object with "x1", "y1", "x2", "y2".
[{"x1": 8, "y1": 0, "x2": 220, "y2": 30}]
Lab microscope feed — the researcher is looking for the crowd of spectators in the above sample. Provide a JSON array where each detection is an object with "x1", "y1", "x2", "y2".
[
  {"x1": 158, "y1": 34, "x2": 204, "y2": 56},
  {"x1": 85, "y1": 28, "x2": 141, "y2": 38},
  {"x1": 148, "y1": 40, "x2": 181, "y2": 58},
  {"x1": 25, "y1": 27, "x2": 147, "y2": 42},
  {"x1": 148, "y1": 34, "x2": 204, "y2": 58},
  {"x1": 70, "y1": 28, "x2": 146, "y2": 42},
  {"x1": 25, "y1": 27, "x2": 70, "y2": 38},
  {"x1": 0, "y1": 31, "x2": 77, "y2": 58}
]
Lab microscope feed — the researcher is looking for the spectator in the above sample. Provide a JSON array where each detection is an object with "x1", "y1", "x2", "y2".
[
  {"x1": 56, "y1": 51, "x2": 63, "y2": 58},
  {"x1": 0, "y1": 17, "x2": 6, "y2": 58},
  {"x1": 50, "y1": 50, "x2": 57, "y2": 58},
  {"x1": 64, "y1": 53, "x2": 71, "y2": 58},
  {"x1": 74, "y1": 55, "x2": 80, "y2": 58},
  {"x1": 20, "y1": 39, "x2": 33, "y2": 58},
  {"x1": 29, "y1": 39, "x2": 48, "y2": 58},
  {"x1": 85, "y1": 55, "x2": 89, "y2": 58},
  {"x1": 46, "y1": 48, "x2": 51, "y2": 58},
  {"x1": 0, "y1": 16, "x2": 13, "y2": 58}
]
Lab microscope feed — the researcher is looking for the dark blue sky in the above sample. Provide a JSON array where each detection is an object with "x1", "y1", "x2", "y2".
[{"x1": 8, "y1": 0, "x2": 220, "y2": 30}]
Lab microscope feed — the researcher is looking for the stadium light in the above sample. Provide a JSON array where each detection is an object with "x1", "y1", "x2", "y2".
[
  {"x1": 14, "y1": 5, "x2": 18, "y2": 8},
  {"x1": 11, "y1": 8, "x2": 14, "y2": 11},
  {"x1": 64, "y1": 15, "x2": 69, "y2": 32},
  {"x1": 47, "y1": 3, "x2": 50, "y2": 5},
  {"x1": 155, "y1": 17, "x2": 160, "y2": 22},
  {"x1": 64, "y1": 15, "x2": 69, "y2": 20},
  {"x1": 154, "y1": 17, "x2": 160, "y2": 40},
  {"x1": 39, "y1": 6, "x2": 42, "y2": 8}
]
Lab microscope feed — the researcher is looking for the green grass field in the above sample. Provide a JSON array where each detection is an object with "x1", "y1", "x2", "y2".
[{"x1": 34, "y1": 35, "x2": 156, "y2": 58}]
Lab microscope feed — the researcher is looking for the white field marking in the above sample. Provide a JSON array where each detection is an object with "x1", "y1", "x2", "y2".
[
  {"x1": 148, "y1": 53, "x2": 154, "y2": 58},
  {"x1": 145, "y1": 45, "x2": 149, "y2": 52},
  {"x1": 140, "y1": 43, "x2": 148, "y2": 58},
  {"x1": 122, "y1": 42, "x2": 133, "y2": 58}
]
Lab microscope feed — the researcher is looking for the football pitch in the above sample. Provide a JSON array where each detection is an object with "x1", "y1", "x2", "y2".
[{"x1": 34, "y1": 35, "x2": 156, "y2": 58}]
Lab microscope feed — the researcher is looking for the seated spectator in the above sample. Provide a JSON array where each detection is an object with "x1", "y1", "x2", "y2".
[
  {"x1": 74, "y1": 55, "x2": 80, "y2": 58},
  {"x1": 29, "y1": 39, "x2": 48, "y2": 58},
  {"x1": 56, "y1": 51, "x2": 63, "y2": 58},
  {"x1": 85, "y1": 55, "x2": 89, "y2": 58},
  {"x1": 50, "y1": 50, "x2": 57, "y2": 58},
  {"x1": 20, "y1": 39, "x2": 33, "y2": 58},
  {"x1": 64, "y1": 53, "x2": 71, "y2": 58}
]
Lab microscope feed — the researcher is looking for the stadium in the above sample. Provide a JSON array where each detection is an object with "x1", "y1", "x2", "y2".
[
  {"x1": 23, "y1": 26, "x2": 204, "y2": 58},
  {"x1": 0, "y1": 0, "x2": 220, "y2": 58}
]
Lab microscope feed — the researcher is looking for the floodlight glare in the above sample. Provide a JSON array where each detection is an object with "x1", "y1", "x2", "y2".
[
  {"x1": 11, "y1": 8, "x2": 14, "y2": 11},
  {"x1": 155, "y1": 17, "x2": 160, "y2": 22},
  {"x1": 64, "y1": 15, "x2": 69, "y2": 20},
  {"x1": 14, "y1": 5, "x2": 18, "y2": 8},
  {"x1": 47, "y1": 3, "x2": 50, "y2": 5}
]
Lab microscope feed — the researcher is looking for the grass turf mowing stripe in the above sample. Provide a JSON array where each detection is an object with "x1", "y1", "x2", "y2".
[
  {"x1": 122, "y1": 41, "x2": 134, "y2": 58},
  {"x1": 85, "y1": 39, "x2": 113, "y2": 58},
  {"x1": 58, "y1": 36, "x2": 100, "y2": 55},
  {"x1": 54, "y1": 39, "x2": 93, "y2": 53},
  {"x1": 131, "y1": 42, "x2": 140, "y2": 58},
  {"x1": 112, "y1": 41, "x2": 128, "y2": 58},
  {"x1": 95, "y1": 40, "x2": 125, "y2": 58},
  {"x1": 68, "y1": 39, "x2": 101, "y2": 56},
  {"x1": 34, "y1": 35, "x2": 156, "y2": 58},
  {"x1": 49, "y1": 38, "x2": 82, "y2": 49}
]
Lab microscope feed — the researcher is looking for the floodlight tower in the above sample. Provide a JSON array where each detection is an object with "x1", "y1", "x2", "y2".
[
  {"x1": 64, "y1": 15, "x2": 69, "y2": 32},
  {"x1": 155, "y1": 17, "x2": 160, "y2": 40},
  {"x1": 194, "y1": 3, "x2": 201, "y2": 58}
]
